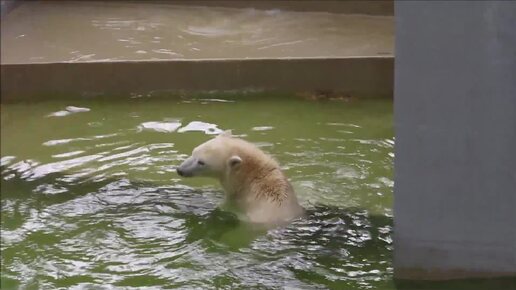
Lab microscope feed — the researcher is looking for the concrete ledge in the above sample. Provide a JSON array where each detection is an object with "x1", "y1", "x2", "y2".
[
  {"x1": 1, "y1": 1, "x2": 393, "y2": 101},
  {"x1": 154, "y1": 1, "x2": 394, "y2": 16},
  {"x1": 1, "y1": 57, "x2": 393, "y2": 101}
]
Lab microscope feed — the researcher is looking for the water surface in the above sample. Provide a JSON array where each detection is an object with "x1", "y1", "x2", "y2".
[
  {"x1": 1, "y1": 94, "x2": 394, "y2": 289},
  {"x1": 1, "y1": 1, "x2": 393, "y2": 64}
]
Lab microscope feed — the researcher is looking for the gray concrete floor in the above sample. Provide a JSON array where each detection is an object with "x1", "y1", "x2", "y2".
[{"x1": 0, "y1": 1, "x2": 393, "y2": 64}]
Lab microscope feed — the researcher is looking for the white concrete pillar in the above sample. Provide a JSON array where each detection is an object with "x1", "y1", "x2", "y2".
[{"x1": 394, "y1": 1, "x2": 516, "y2": 280}]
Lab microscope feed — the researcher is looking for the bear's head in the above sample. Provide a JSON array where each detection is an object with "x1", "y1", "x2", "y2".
[{"x1": 176, "y1": 130, "x2": 242, "y2": 178}]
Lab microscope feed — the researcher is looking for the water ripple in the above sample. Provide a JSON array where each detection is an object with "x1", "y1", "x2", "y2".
[{"x1": 1, "y1": 97, "x2": 394, "y2": 289}]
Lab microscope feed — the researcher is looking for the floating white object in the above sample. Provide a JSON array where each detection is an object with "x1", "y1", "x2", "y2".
[
  {"x1": 251, "y1": 126, "x2": 274, "y2": 131},
  {"x1": 65, "y1": 106, "x2": 91, "y2": 113},
  {"x1": 178, "y1": 121, "x2": 223, "y2": 135},
  {"x1": 138, "y1": 121, "x2": 182, "y2": 133},
  {"x1": 47, "y1": 106, "x2": 91, "y2": 117}
]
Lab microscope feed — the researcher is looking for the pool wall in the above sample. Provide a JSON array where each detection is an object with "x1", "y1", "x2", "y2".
[
  {"x1": 1, "y1": 57, "x2": 393, "y2": 101},
  {"x1": 0, "y1": 1, "x2": 393, "y2": 101},
  {"x1": 156, "y1": 1, "x2": 394, "y2": 15}
]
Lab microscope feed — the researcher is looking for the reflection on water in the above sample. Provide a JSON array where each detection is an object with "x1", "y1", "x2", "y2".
[{"x1": 1, "y1": 94, "x2": 394, "y2": 289}]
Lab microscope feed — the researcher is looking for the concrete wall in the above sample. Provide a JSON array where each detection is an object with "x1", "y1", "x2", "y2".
[
  {"x1": 0, "y1": 1, "x2": 393, "y2": 101},
  {"x1": 0, "y1": 0, "x2": 20, "y2": 18},
  {"x1": 1, "y1": 57, "x2": 393, "y2": 102},
  {"x1": 134, "y1": 1, "x2": 394, "y2": 16},
  {"x1": 394, "y1": 1, "x2": 516, "y2": 280}
]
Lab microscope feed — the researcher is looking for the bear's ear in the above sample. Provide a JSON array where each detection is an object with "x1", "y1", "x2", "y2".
[
  {"x1": 228, "y1": 155, "x2": 242, "y2": 168},
  {"x1": 219, "y1": 130, "x2": 233, "y2": 138}
]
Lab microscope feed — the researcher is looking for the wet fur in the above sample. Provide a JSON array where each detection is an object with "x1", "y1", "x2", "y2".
[
  {"x1": 221, "y1": 138, "x2": 289, "y2": 203},
  {"x1": 181, "y1": 135, "x2": 305, "y2": 225},
  {"x1": 218, "y1": 137, "x2": 304, "y2": 225}
]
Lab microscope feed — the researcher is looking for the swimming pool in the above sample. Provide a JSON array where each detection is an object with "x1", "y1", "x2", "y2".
[{"x1": 1, "y1": 93, "x2": 394, "y2": 289}]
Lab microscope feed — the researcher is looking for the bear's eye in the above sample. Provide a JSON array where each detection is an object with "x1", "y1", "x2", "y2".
[{"x1": 197, "y1": 160, "x2": 205, "y2": 166}]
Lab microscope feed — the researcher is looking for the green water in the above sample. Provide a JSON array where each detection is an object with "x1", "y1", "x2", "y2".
[{"x1": 1, "y1": 94, "x2": 394, "y2": 289}]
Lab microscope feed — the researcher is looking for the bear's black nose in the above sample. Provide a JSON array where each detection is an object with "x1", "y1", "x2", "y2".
[{"x1": 176, "y1": 168, "x2": 184, "y2": 176}]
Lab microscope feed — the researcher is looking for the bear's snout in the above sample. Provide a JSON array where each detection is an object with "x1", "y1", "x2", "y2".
[
  {"x1": 176, "y1": 157, "x2": 196, "y2": 177},
  {"x1": 176, "y1": 167, "x2": 192, "y2": 177}
]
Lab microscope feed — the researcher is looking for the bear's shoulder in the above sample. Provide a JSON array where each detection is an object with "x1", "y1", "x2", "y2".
[{"x1": 251, "y1": 171, "x2": 291, "y2": 203}]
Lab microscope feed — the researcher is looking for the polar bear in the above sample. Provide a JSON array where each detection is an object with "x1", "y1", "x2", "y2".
[{"x1": 176, "y1": 131, "x2": 305, "y2": 225}]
